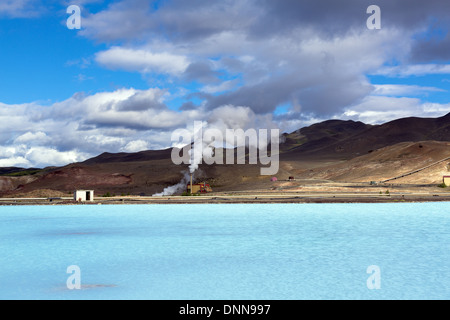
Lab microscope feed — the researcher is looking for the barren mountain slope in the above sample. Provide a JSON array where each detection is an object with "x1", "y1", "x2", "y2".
[
  {"x1": 1, "y1": 113, "x2": 449, "y2": 197},
  {"x1": 294, "y1": 141, "x2": 450, "y2": 183}
]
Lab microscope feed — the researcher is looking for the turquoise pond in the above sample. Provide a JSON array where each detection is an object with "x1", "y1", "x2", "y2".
[{"x1": 0, "y1": 203, "x2": 448, "y2": 300}]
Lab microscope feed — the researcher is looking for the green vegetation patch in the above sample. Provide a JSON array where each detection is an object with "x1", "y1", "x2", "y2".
[
  {"x1": 102, "y1": 192, "x2": 116, "y2": 197},
  {"x1": 3, "y1": 169, "x2": 42, "y2": 177},
  {"x1": 181, "y1": 192, "x2": 201, "y2": 196}
]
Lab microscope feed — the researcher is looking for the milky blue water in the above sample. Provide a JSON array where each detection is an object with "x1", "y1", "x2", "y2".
[{"x1": 0, "y1": 203, "x2": 448, "y2": 300}]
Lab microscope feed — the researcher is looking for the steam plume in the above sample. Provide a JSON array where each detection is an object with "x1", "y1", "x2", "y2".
[{"x1": 152, "y1": 171, "x2": 190, "y2": 196}]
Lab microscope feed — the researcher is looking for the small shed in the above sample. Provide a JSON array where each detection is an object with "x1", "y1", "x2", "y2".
[
  {"x1": 74, "y1": 190, "x2": 94, "y2": 202},
  {"x1": 271, "y1": 177, "x2": 278, "y2": 182},
  {"x1": 444, "y1": 176, "x2": 450, "y2": 186}
]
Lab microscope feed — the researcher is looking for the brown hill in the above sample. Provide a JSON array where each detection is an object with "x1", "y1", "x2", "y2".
[
  {"x1": 293, "y1": 141, "x2": 450, "y2": 184},
  {"x1": 282, "y1": 112, "x2": 450, "y2": 160},
  {"x1": 280, "y1": 119, "x2": 372, "y2": 158},
  {"x1": 1, "y1": 112, "x2": 449, "y2": 197},
  {"x1": 82, "y1": 148, "x2": 174, "y2": 165}
]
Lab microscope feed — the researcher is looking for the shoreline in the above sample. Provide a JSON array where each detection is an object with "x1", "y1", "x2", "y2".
[{"x1": 1, "y1": 192, "x2": 450, "y2": 205}]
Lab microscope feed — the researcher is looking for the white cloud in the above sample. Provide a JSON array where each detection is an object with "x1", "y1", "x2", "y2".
[
  {"x1": 48, "y1": 87, "x2": 203, "y2": 130},
  {"x1": 1, "y1": 85, "x2": 450, "y2": 168},
  {"x1": 372, "y1": 84, "x2": 446, "y2": 96},
  {"x1": 14, "y1": 131, "x2": 50, "y2": 145},
  {"x1": 0, "y1": 156, "x2": 31, "y2": 168},
  {"x1": 60, "y1": 0, "x2": 102, "y2": 5},
  {"x1": 67, "y1": 0, "x2": 450, "y2": 126},
  {"x1": 95, "y1": 47, "x2": 190, "y2": 75},
  {"x1": 120, "y1": 140, "x2": 149, "y2": 153},
  {"x1": 208, "y1": 105, "x2": 262, "y2": 130},
  {"x1": 0, "y1": 88, "x2": 228, "y2": 167},
  {"x1": 25, "y1": 147, "x2": 86, "y2": 167},
  {"x1": 0, "y1": 85, "x2": 284, "y2": 168},
  {"x1": 0, "y1": 146, "x2": 20, "y2": 158},
  {"x1": 0, "y1": 0, "x2": 41, "y2": 18},
  {"x1": 422, "y1": 102, "x2": 450, "y2": 115},
  {"x1": 374, "y1": 64, "x2": 450, "y2": 77},
  {"x1": 81, "y1": 3, "x2": 414, "y2": 117},
  {"x1": 341, "y1": 95, "x2": 450, "y2": 124},
  {"x1": 201, "y1": 80, "x2": 238, "y2": 94},
  {"x1": 0, "y1": 144, "x2": 89, "y2": 168}
]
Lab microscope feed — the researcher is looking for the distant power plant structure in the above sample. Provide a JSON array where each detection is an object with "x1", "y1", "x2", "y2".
[{"x1": 186, "y1": 181, "x2": 212, "y2": 194}]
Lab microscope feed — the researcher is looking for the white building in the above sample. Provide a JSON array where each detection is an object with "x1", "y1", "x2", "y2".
[{"x1": 74, "y1": 190, "x2": 94, "y2": 202}]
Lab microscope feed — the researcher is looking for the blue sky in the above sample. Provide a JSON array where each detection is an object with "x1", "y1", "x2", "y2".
[
  {"x1": 1, "y1": 0, "x2": 450, "y2": 167},
  {"x1": 0, "y1": 10, "x2": 141, "y2": 104}
]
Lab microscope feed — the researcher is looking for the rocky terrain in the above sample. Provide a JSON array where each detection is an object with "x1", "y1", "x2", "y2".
[{"x1": 1, "y1": 113, "x2": 449, "y2": 198}]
